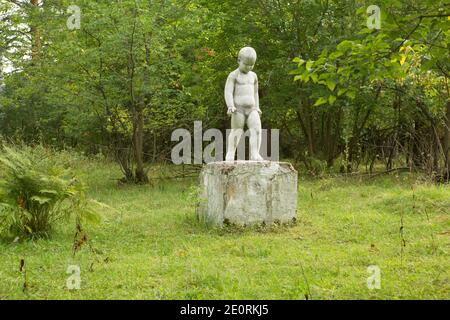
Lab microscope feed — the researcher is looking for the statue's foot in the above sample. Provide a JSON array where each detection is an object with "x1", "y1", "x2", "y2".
[
  {"x1": 225, "y1": 155, "x2": 235, "y2": 162},
  {"x1": 250, "y1": 154, "x2": 265, "y2": 161}
]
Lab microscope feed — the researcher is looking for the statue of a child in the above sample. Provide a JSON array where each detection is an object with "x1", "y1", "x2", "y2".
[{"x1": 224, "y1": 47, "x2": 264, "y2": 161}]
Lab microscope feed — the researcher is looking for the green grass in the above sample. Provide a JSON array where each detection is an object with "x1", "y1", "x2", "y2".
[{"x1": 0, "y1": 161, "x2": 449, "y2": 299}]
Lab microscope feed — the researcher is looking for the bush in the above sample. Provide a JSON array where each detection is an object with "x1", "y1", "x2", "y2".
[{"x1": 0, "y1": 144, "x2": 100, "y2": 240}]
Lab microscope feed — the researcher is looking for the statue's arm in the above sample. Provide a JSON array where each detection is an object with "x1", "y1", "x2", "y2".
[
  {"x1": 224, "y1": 72, "x2": 236, "y2": 111},
  {"x1": 254, "y1": 73, "x2": 261, "y2": 114}
]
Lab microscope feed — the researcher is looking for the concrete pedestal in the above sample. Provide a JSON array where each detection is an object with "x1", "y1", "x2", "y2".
[{"x1": 197, "y1": 161, "x2": 298, "y2": 226}]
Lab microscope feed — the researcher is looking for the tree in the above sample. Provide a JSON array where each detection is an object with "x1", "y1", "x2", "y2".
[{"x1": 292, "y1": 0, "x2": 449, "y2": 177}]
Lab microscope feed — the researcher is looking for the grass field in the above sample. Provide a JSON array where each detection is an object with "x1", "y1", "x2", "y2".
[{"x1": 0, "y1": 161, "x2": 449, "y2": 299}]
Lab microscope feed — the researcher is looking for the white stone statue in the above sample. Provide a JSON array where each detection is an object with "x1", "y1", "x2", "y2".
[{"x1": 225, "y1": 47, "x2": 264, "y2": 161}]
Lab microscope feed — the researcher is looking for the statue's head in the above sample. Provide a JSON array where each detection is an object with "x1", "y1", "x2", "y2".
[{"x1": 238, "y1": 47, "x2": 257, "y2": 74}]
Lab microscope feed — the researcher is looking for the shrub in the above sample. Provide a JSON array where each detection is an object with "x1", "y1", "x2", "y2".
[{"x1": 0, "y1": 144, "x2": 100, "y2": 240}]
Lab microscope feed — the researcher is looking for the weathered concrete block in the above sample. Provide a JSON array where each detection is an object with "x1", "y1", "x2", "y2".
[{"x1": 197, "y1": 161, "x2": 298, "y2": 226}]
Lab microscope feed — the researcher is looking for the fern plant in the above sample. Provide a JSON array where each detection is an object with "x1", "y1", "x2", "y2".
[{"x1": 0, "y1": 144, "x2": 100, "y2": 239}]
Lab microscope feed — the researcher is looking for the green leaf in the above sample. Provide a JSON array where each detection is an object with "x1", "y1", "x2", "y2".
[
  {"x1": 289, "y1": 69, "x2": 302, "y2": 75},
  {"x1": 301, "y1": 70, "x2": 310, "y2": 82},
  {"x1": 326, "y1": 80, "x2": 336, "y2": 91},
  {"x1": 346, "y1": 90, "x2": 356, "y2": 99},
  {"x1": 337, "y1": 40, "x2": 353, "y2": 52},
  {"x1": 316, "y1": 57, "x2": 326, "y2": 65},
  {"x1": 314, "y1": 97, "x2": 328, "y2": 107},
  {"x1": 293, "y1": 57, "x2": 305, "y2": 66},
  {"x1": 329, "y1": 51, "x2": 343, "y2": 60},
  {"x1": 337, "y1": 88, "x2": 347, "y2": 97},
  {"x1": 31, "y1": 196, "x2": 52, "y2": 204},
  {"x1": 319, "y1": 48, "x2": 328, "y2": 58},
  {"x1": 328, "y1": 95, "x2": 337, "y2": 105}
]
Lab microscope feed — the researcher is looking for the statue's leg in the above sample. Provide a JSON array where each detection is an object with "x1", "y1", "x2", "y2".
[
  {"x1": 247, "y1": 110, "x2": 263, "y2": 161},
  {"x1": 225, "y1": 112, "x2": 245, "y2": 161}
]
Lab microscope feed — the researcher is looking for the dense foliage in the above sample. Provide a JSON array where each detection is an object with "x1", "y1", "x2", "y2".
[
  {"x1": 0, "y1": 144, "x2": 100, "y2": 239},
  {"x1": 0, "y1": 0, "x2": 449, "y2": 181}
]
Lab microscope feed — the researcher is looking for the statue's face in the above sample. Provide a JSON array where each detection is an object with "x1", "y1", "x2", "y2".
[{"x1": 238, "y1": 56, "x2": 255, "y2": 74}]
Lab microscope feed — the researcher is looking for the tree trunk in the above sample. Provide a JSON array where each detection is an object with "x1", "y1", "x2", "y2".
[
  {"x1": 30, "y1": 0, "x2": 41, "y2": 61},
  {"x1": 133, "y1": 106, "x2": 148, "y2": 184},
  {"x1": 411, "y1": 120, "x2": 423, "y2": 169},
  {"x1": 444, "y1": 100, "x2": 450, "y2": 180}
]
